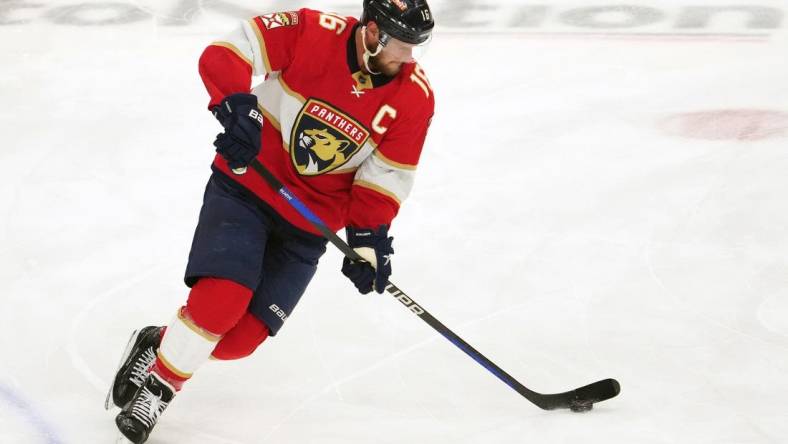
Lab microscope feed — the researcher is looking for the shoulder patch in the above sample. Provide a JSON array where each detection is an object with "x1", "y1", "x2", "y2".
[{"x1": 258, "y1": 11, "x2": 300, "y2": 30}]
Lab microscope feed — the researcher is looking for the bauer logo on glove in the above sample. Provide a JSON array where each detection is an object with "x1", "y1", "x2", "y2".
[{"x1": 248, "y1": 109, "x2": 264, "y2": 125}]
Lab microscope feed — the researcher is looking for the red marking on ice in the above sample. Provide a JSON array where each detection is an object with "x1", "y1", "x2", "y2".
[{"x1": 660, "y1": 109, "x2": 788, "y2": 141}]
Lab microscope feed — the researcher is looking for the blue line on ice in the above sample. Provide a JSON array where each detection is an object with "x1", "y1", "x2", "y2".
[{"x1": 0, "y1": 383, "x2": 65, "y2": 444}]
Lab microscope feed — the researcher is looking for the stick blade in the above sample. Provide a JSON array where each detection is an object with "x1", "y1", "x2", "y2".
[{"x1": 534, "y1": 378, "x2": 621, "y2": 411}]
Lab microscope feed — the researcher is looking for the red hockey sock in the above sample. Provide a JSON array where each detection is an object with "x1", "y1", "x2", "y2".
[
  {"x1": 212, "y1": 313, "x2": 270, "y2": 360},
  {"x1": 185, "y1": 277, "x2": 253, "y2": 335}
]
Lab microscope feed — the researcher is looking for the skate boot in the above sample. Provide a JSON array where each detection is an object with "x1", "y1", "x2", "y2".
[
  {"x1": 115, "y1": 372, "x2": 175, "y2": 444},
  {"x1": 106, "y1": 326, "x2": 163, "y2": 410}
]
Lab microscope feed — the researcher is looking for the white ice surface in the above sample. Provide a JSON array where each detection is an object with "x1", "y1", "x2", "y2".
[{"x1": 2, "y1": 1, "x2": 788, "y2": 443}]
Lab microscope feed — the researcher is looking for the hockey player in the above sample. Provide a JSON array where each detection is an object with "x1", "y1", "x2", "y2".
[{"x1": 108, "y1": 1, "x2": 435, "y2": 442}]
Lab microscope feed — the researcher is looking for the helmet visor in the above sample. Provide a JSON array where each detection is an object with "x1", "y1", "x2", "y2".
[{"x1": 380, "y1": 31, "x2": 432, "y2": 62}]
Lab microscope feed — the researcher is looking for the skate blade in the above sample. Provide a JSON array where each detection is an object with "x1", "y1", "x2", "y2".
[{"x1": 104, "y1": 329, "x2": 140, "y2": 411}]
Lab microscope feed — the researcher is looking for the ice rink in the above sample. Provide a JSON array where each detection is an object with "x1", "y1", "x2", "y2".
[{"x1": 2, "y1": 0, "x2": 788, "y2": 442}]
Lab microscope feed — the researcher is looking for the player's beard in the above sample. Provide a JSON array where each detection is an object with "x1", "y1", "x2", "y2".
[{"x1": 369, "y1": 55, "x2": 402, "y2": 77}]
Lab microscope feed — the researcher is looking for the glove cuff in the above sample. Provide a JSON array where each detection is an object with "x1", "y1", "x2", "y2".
[
  {"x1": 222, "y1": 93, "x2": 259, "y2": 109},
  {"x1": 346, "y1": 225, "x2": 389, "y2": 249},
  {"x1": 214, "y1": 93, "x2": 260, "y2": 126}
]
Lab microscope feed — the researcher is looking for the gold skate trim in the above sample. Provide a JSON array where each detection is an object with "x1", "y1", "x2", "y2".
[
  {"x1": 177, "y1": 308, "x2": 221, "y2": 343},
  {"x1": 156, "y1": 351, "x2": 193, "y2": 379}
]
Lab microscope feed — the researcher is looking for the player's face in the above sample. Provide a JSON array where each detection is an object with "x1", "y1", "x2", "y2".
[{"x1": 370, "y1": 37, "x2": 416, "y2": 76}]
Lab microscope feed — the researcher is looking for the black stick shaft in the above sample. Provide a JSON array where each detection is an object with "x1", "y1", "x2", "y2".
[{"x1": 247, "y1": 159, "x2": 619, "y2": 410}]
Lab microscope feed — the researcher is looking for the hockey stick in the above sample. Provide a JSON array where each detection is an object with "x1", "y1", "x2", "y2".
[{"x1": 247, "y1": 159, "x2": 620, "y2": 411}]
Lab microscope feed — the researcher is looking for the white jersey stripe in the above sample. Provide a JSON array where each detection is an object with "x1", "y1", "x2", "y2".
[
  {"x1": 244, "y1": 19, "x2": 272, "y2": 74},
  {"x1": 353, "y1": 154, "x2": 416, "y2": 204}
]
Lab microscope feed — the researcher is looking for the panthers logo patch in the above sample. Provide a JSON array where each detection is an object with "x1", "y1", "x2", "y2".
[{"x1": 290, "y1": 99, "x2": 369, "y2": 176}]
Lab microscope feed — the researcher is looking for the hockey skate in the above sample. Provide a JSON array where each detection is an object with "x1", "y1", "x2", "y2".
[
  {"x1": 115, "y1": 372, "x2": 175, "y2": 444},
  {"x1": 105, "y1": 326, "x2": 163, "y2": 410}
]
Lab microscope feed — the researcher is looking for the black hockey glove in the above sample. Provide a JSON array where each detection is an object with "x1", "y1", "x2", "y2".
[
  {"x1": 212, "y1": 93, "x2": 263, "y2": 171},
  {"x1": 341, "y1": 225, "x2": 394, "y2": 294}
]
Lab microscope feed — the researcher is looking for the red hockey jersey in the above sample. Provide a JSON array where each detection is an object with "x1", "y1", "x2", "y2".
[{"x1": 198, "y1": 8, "x2": 435, "y2": 236}]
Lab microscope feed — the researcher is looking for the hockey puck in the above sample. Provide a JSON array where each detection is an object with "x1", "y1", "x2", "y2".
[{"x1": 569, "y1": 400, "x2": 594, "y2": 413}]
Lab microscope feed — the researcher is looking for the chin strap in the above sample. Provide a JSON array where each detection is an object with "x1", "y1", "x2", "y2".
[{"x1": 361, "y1": 26, "x2": 383, "y2": 75}]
